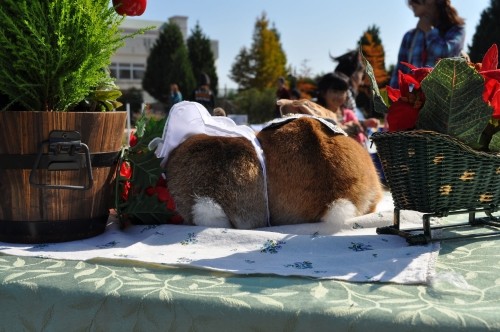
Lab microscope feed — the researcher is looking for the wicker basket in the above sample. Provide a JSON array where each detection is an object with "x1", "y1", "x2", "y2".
[{"x1": 371, "y1": 130, "x2": 500, "y2": 244}]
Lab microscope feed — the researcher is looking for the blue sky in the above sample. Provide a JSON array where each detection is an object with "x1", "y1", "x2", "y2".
[{"x1": 132, "y1": 0, "x2": 491, "y2": 89}]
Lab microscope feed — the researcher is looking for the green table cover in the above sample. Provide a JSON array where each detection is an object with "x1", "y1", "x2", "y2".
[{"x1": 1, "y1": 235, "x2": 499, "y2": 332}]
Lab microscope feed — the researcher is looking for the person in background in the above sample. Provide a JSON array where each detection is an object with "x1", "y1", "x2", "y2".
[
  {"x1": 333, "y1": 51, "x2": 380, "y2": 136},
  {"x1": 316, "y1": 72, "x2": 374, "y2": 145},
  {"x1": 390, "y1": 0, "x2": 465, "y2": 88},
  {"x1": 332, "y1": 50, "x2": 365, "y2": 116},
  {"x1": 170, "y1": 83, "x2": 182, "y2": 107},
  {"x1": 275, "y1": 77, "x2": 291, "y2": 118},
  {"x1": 332, "y1": 50, "x2": 378, "y2": 131},
  {"x1": 193, "y1": 72, "x2": 215, "y2": 112},
  {"x1": 213, "y1": 107, "x2": 226, "y2": 116},
  {"x1": 290, "y1": 88, "x2": 301, "y2": 100}
]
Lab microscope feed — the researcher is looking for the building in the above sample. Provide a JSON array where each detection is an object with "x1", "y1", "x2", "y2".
[{"x1": 110, "y1": 16, "x2": 218, "y2": 104}]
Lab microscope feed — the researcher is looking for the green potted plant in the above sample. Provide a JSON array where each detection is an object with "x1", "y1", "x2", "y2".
[{"x1": 0, "y1": 0, "x2": 149, "y2": 243}]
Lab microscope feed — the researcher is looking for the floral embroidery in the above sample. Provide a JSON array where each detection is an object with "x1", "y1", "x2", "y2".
[
  {"x1": 181, "y1": 233, "x2": 198, "y2": 245},
  {"x1": 260, "y1": 240, "x2": 286, "y2": 254},
  {"x1": 96, "y1": 241, "x2": 118, "y2": 249},
  {"x1": 32, "y1": 244, "x2": 51, "y2": 249},
  {"x1": 285, "y1": 261, "x2": 313, "y2": 269},
  {"x1": 140, "y1": 225, "x2": 160, "y2": 233},
  {"x1": 352, "y1": 223, "x2": 363, "y2": 229},
  {"x1": 176, "y1": 257, "x2": 192, "y2": 264},
  {"x1": 348, "y1": 242, "x2": 373, "y2": 252}
]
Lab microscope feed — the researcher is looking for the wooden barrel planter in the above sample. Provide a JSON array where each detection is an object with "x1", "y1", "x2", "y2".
[{"x1": 0, "y1": 111, "x2": 127, "y2": 243}]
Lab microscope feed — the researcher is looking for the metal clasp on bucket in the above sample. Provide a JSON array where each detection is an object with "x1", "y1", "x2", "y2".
[{"x1": 29, "y1": 130, "x2": 93, "y2": 190}]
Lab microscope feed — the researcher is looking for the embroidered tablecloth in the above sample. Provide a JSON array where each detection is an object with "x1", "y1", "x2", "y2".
[{"x1": 0, "y1": 192, "x2": 438, "y2": 284}]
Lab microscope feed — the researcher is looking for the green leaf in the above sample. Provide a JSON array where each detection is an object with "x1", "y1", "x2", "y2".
[
  {"x1": 489, "y1": 130, "x2": 500, "y2": 151},
  {"x1": 129, "y1": 150, "x2": 163, "y2": 189},
  {"x1": 362, "y1": 50, "x2": 389, "y2": 114},
  {"x1": 94, "y1": 89, "x2": 122, "y2": 101},
  {"x1": 416, "y1": 58, "x2": 492, "y2": 149},
  {"x1": 124, "y1": 193, "x2": 174, "y2": 224}
]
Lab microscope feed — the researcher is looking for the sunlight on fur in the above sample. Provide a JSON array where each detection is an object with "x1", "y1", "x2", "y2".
[
  {"x1": 320, "y1": 199, "x2": 359, "y2": 233},
  {"x1": 192, "y1": 196, "x2": 231, "y2": 228}
]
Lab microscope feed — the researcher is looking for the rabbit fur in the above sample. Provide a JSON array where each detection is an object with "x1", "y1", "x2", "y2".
[{"x1": 164, "y1": 104, "x2": 383, "y2": 232}]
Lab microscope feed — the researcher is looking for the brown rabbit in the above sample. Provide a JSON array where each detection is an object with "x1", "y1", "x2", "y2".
[{"x1": 164, "y1": 101, "x2": 383, "y2": 231}]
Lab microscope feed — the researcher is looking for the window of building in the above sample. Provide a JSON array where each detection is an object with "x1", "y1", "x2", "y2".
[
  {"x1": 110, "y1": 63, "x2": 145, "y2": 80},
  {"x1": 132, "y1": 64, "x2": 145, "y2": 80}
]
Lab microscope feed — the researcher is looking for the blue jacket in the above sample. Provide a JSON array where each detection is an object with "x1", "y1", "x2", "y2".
[{"x1": 390, "y1": 25, "x2": 465, "y2": 88}]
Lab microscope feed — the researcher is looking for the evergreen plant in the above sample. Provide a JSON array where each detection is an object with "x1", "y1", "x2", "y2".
[{"x1": 0, "y1": 0, "x2": 146, "y2": 112}]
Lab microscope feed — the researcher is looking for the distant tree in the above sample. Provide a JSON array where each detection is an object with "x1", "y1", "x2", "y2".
[
  {"x1": 230, "y1": 12, "x2": 288, "y2": 90},
  {"x1": 295, "y1": 79, "x2": 316, "y2": 100},
  {"x1": 233, "y1": 88, "x2": 276, "y2": 123},
  {"x1": 359, "y1": 25, "x2": 390, "y2": 88},
  {"x1": 142, "y1": 21, "x2": 195, "y2": 105},
  {"x1": 118, "y1": 87, "x2": 143, "y2": 111},
  {"x1": 468, "y1": 0, "x2": 500, "y2": 63},
  {"x1": 230, "y1": 47, "x2": 254, "y2": 89},
  {"x1": 298, "y1": 59, "x2": 313, "y2": 79},
  {"x1": 187, "y1": 23, "x2": 219, "y2": 96}
]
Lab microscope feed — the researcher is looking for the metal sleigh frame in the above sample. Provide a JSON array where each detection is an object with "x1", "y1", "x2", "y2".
[{"x1": 376, "y1": 207, "x2": 500, "y2": 245}]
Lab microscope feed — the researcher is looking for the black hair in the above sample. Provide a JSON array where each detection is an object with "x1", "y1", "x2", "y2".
[
  {"x1": 332, "y1": 50, "x2": 364, "y2": 77},
  {"x1": 316, "y1": 72, "x2": 349, "y2": 106},
  {"x1": 199, "y1": 72, "x2": 210, "y2": 86}
]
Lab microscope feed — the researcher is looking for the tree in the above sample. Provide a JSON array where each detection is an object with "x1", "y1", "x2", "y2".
[
  {"x1": 142, "y1": 21, "x2": 195, "y2": 105},
  {"x1": 230, "y1": 12, "x2": 288, "y2": 90},
  {"x1": 187, "y1": 23, "x2": 219, "y2": 97},
  {"x1": 233, "y1": 88, "x2": 276, "y2": 123},
  {"x1": 117, "y1": 87, "x2": 144, "y2": 124},
  {"x1": 230, "y1": 47, "x2": 254, "y2": 90},
  {"x1": 359, "y1": 25, "x2": 390, "y2": 88},
  {"x1": 468, "y1": 0, "x2": 500, "y2": 63}
]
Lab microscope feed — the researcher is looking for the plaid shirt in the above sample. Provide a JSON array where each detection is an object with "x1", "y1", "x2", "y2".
[{"x1": 389, "y1": 25, "x2": 465, "y2": 88}]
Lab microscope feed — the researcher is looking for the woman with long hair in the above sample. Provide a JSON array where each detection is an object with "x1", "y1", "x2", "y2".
[{"x1": 389, "y1": 0, "x2": 465, "y2": 88}]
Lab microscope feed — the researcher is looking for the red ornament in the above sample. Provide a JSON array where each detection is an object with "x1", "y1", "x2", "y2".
[
  {"x1": 129, "y1": 132, "x2": 138, "y2": 147},
  {"x1": 112, "y1": 0, "x2": 147, "y2": 16}
]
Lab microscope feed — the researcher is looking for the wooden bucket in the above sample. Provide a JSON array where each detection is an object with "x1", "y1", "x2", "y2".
[{"x1": 0, "y1": 111, "x2": 127, "y2": 243}]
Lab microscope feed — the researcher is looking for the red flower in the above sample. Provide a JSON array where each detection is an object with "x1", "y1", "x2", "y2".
[
  {"x1": 112, "y1": 0, "x2": 147, "y2": 16},
  {"x1": 386, "y1": 100, "x2": 420, "y2": 131},
  {"x1": 386, "y1": 65, "x2": 430, "y2": 131},
  {"x1": 170, "y1": 214, "x2": 184, "y2": 224},
  {"x1": 121, "y1": 181, "x2": 131, "y2": 201},
  {"x1": 119, "y1": 161, "x2": 132, "y2": 179},
  {"x1": 129, "y1": 132, "x2": 138, "y2": 147},
  {"x1": 156, "y1": 176, "x2": 167, "y2": 187},
  {"x1": 475, "y1": 44, "x2": 500, "y2": 119},
  {"x1": 156, "y1": 186, "x2": 176, "y2": 211},
  {"x1": 145, "y1": 186, "x2": 156, "y2": 196}
]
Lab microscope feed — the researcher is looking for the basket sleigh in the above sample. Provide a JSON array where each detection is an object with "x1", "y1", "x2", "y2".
[{"x1": 371, "y1": 130, "x2": 500, "y2": 245}]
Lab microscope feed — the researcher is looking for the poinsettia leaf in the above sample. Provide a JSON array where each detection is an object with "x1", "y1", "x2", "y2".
[
  {"x1": 131, "y1": 116, "x2": 166, "y2": 152},
  {"x1": 416, "y1": 58, "x2": 492, "y2": 148},
  {"x1": 130, "y1": 149, "x2": 163, "y2": 189},
  {"x1": 489, "y1": 130, "x2": 500, "y2": 152},
  {"x1": 134, "y1": 115, "x2": 148, "y2": 137},
  {"x1": 142, "y1": 116, "x2": 166, "y2": 142},
  {"x1": 362, "y1": 52, "x2": 389, "y2": 114},
  {"x1": 482, "y1": 44, "x2": 498, "y2": 71},
  {"x1": 481, "y1": 70, "x2": 500, "y2": 81}
]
